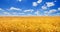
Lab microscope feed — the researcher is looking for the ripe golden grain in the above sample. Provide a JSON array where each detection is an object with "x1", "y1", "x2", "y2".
[{"x1": 0, "y1": 16, "x2": 60, "y2": 32}]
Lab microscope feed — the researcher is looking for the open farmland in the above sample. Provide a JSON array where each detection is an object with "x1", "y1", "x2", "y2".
[{"x1": 0, "y1": 16, "x2": 60, "y2": 32}]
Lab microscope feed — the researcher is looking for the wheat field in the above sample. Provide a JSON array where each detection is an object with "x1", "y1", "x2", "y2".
[{"x1": 0, "y1": 16, "x2": 60, "y2": 32}]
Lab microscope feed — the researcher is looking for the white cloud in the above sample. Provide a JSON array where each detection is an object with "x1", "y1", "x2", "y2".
[
  {"x1": 41, "y1": 6, "x2": 47, "y2": 10},
  {"x1": 32, "y1": 0, "x2": 42, "y2": 7},
  {"x1": 46, "y1": 2, "x2": 55, "y2": 7},
  {"x1": 34, "y1": 11, "x2": 40, "y2": 15},
  {"x1": 24, "y1": 9, "x2": 34, "y2": 12},
  {"x1": 44, "y1": 9, "x2": 57, "y2": 16},
  {"x1": 12, "y1": 12, "x2": 17, "y2": 14},
  {"x1": 44, "y1": 11, "x2": 48, "y2": 14},
  {"x1": 37, "y1": 0, "x2": 42, "y2": 4},
  {"x1": 12, "y1": 12, "x2": 25, "y2": 15},
  {"x1": 44, "y1": 14, "x2": 49, "y2": 16},
  {"x1": 3, "y1": 12, "x2": 10, "y2": 15},
  {"x1": 9, "y1": 7, "x2": 21, "y2": 11},
  {"x1": 58, "y1": 7, "x2": 60, "y2": 11},
  {"x1": 18, "y1": 13, "x2": 25, "y2": 14},
  {"x1": 56, "y1": 13, "x2": 60, "y2": 16},
  {"x1": 48, "y1": 9, "x2": 57, "y2": 13},
  {"x1": 32, "y1": 2, "x2": 38, "y2": 7},
  {"x1": 27, "y1": 14, "x2": 33, "y2": 16},
  {"x1": 17, "y1": 0, "x2": 22, "y2": 2},
  {"x1": 0, "y1": 8, "x2": 3, "y2": 10},
  {"x1": 44, "y1": 11, "x2": 49, "y2": 16},
  {"x1": 0, "y1": 8, "x2": 4, "y2": 11}
]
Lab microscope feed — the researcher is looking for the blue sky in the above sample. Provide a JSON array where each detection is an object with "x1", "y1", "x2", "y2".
[{"x1": 0, "y1": 0, "x2": 60, "y2": 16}]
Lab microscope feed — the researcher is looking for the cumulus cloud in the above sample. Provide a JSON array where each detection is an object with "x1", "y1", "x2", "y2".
[
  {"x1": 44, "y1": 11, "x2": 50, "y2": 16},
  {"x1": 2, "y1": 12, "x2": 25, "y2": 16},
  {"x1": 12, "y1": 12, "x2": 17, "y2": 15},
  {"x1": 34, "y1": 11, "x2": 40, "y2": 15},
  {"x1": 44, "y1": 11, "x2": 48, "y2": 14},
  {"x1": 48, "y1": 9, "x2": 57, "y2": 13},
  {"x1": 18, "y1": 13, "x2": 25, "y2": 14},
  {"x1": 56, "y1": 13, "x2": 60, "y2": 16},
  {"x1": 3, "y1": 12, "x2": 10, "y2": 15},
  {"x1": 32, "y1": 2, "x2": 38, "y2": 7},
  {"x1": 32, "y1": 0, "x2": 42, "y2": 7},
  {"x1": 44, "y1": 14, "x2": 49, "y2": 16},
  {"x1": 17, "y1": 0, "x2": 22, "y2": 2},
  {"x1": 12, "y1": 12, "x2": 25, "y2": 15},
  {"x1": 24, "y1": 9, "x2": 34, "y2": 12},
  {"x1": 43, "y1": 9, "x2": 57, "y2": 16},
  {"x1": 9, "y1": 7, "x2": 21, "y2": 11},
  {"x1": 0, "y1": 8, "x2": 3, "y2": 10},
  {"x1": 26, "y1": 14, "x2": 33, "y2": 16},
  {"x1": 58, "y1": 7, "x2": 60, "y2": 11},
  {"x1": 41, "y1": 6, "x2": 47, "y2": 10},
  {"x1": 46, "y1": 2, "x2": 55, "y2": 7},
  {"x1": 0, "y1": 8, "x2": 4, "y2": 11},
  {"x1": 37, "y1": 0, "x2": 42, "y2": 4}
]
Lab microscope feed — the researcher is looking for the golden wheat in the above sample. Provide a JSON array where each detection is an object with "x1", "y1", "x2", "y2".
[{"x1": 0, "y1": 16, "x2": 60, "y2": 32}]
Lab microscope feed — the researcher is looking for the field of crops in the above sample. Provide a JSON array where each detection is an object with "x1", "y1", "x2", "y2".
[{"x1": 0, "y1": 16, "x2": 60, "y2": 32}]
